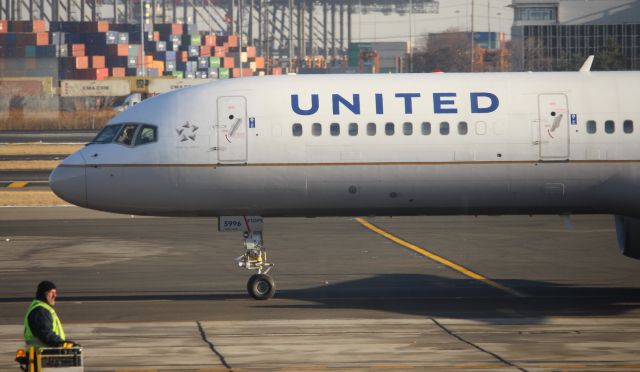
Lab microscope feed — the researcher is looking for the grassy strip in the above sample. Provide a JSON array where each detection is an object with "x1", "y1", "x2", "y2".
[
  {"x1": 0, "y1": 190, "x2": 68, "y2": 206},
  {"x1": 0, "y1": 160, "x2": 60, "y2": 170},
  {"x1": 0, "y1": 109, "x2": 116, "y2": 130},
  {"x1": 0, "y1": 144, "x2": 82, "y2": 155}
]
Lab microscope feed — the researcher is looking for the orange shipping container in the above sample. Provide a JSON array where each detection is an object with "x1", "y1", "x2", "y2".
[
  {"x1": 254, "y1": 56, "x2": 265, "y2": 69},
  {"x1": 91, "y1": 55, "x2": 105, "y2": 68},
  {"x1": 76, "y1": 56, "x2": 89, "y2": 69},
  {"x1": 96, "y1": 67, "x2": 109, "y2": 80},
  {"x1": 92, "y1": 21, "x2": 109, "y2": 32},
  {"x1": 214, "y1": 46, "x2": 226, "y2": 57},
  {"x1": 149, "y1": 60, "x2": 164, "y2": 71},
  {"x1": 171, "y1": 23, "x2": 182, "y2": 35},
  {"x1": 231, "y1": 68, "x2": 253, "y2": 78},
  {"x1": 111, "y1": 67, "x2": 126, "y2": 77},
  {"x1": 202, "y1": 35, "x2": 216, "y2": 46},
  {"x1": 71, "y1": 44, "x2": 85, "y2": 57},
  {"x1": 107, "y1": 44, "x2": 128, "y2": 56},
  {"x1": 246, "y1": 46, "x2": 256, "y2": 59},
  {"x1": 36, "y1": 32, "x2": 48, "y2": 45},
  {"x1": 199, "y1": 46, "x2": 211, "y2": 57},
  {"x1": 227, "y1": 34, "x2": 238, "y2": 48},
  {"x1": 223, "y1": 57, "x2": 235, "y2": 68}
]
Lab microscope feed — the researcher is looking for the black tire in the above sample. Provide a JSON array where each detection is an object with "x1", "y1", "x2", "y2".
[{"x1": 247, "y1": 274, "x2": 276, "y2": 300}]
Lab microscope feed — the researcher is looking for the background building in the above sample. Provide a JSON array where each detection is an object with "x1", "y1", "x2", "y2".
[{"x1": 510, "y1": 0, "x2": 640, "y2": 71}]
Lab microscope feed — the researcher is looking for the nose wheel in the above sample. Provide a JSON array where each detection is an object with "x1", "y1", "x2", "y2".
[
  {"x1": 247, "y1": 273, "x2": 276, "y2": 300},
  {"x1": 235, "y1": 230, "x2": 276, "y2": 300}
]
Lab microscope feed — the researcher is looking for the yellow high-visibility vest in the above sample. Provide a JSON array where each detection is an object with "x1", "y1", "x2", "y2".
[{"x1": 23, "y1": 299, "x2": 65, "y2": 347}]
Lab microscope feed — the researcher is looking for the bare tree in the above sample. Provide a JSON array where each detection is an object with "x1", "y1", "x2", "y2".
[
  {"x1": 593, "y1": 38, "x2": 627, "y2": 71},
  {"x1": 412, "y1": 31, "x2": 472, "y2": 73}
]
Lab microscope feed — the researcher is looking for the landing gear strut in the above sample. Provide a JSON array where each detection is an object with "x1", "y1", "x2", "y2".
[
  {"x1": 219, "y1": 216, "x2": 276, "y2": 299},
  {"x1": 235, "y1": 231, "x2": 276, "y2": 300}
]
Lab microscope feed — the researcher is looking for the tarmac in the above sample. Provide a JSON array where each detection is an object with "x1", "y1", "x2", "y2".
[{"x1": 1, "y1": 207, "x2": 640, "y2": 371}]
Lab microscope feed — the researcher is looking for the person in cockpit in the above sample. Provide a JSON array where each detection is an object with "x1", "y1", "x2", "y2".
[{"x1": 117, "y1": 126, "x2": 135, "y2": 145}]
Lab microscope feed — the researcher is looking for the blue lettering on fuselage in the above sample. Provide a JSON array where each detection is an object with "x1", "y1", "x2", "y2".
[
  {"x1": 470, "y1": 92, "x2": 499, "y2": 114},
  {"x1": 395, "y1": 93, "x2": 421, "y2": 114},
  {"x1": 433, "y1": 93, "x2": 458, "y2": 114},
  {"x1": 332, "y1": 94, "x2": 360, "y2": 115},
  {"x1": 291, "y1": 92, "x2": 500, "y2": 116},
  {"x1": 291, "y1": 94, "x2": 319, "y2": 115}
]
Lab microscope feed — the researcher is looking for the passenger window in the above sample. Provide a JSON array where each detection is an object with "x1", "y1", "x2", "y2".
[
  {"x1": 385, "y1": 122, "x2": 395, "y2": 136},
  {"x1": 292, "y1": 123, "x2": 303, "y2": 137},
  {"x1": 421, "y1": 122, "x2": 431, "y2": 135},
  {"x1": 586, "y1": 120, "x2": 596, "y2": 134},
  {"x1": 367, "y1": 122, "x2": 376, "y2": 136},
  {"x1": 403, "y1": 122, "x2": 413, "y2": 135},
  {"x1": 349, "y1": 123, "x2": 358, "y2": 136},
  {"x1": 134, "y1": 125, "x2": 158, "y2": 145},
  {"x1": 330, "y1": 123, "x2": 340, "y2": 136},
  {"x1": 312, "y1": 123, "x2": 322, "y2": 136},
  {"x1": 605, "y1": 120, "x2": 615, "y2": 134},
  {"x1": 624, "y1": 120, "x2": 634, "y2": 134},
  {"x1": 115, "y1": 124, "x2": 138, "y2": 145},
  {"x1": 458, "y1": 121, "x2": 468, "y2": 135},
  {"x1": 92, "y1": 124, "x2": 123, "y2": 144},
  {"x1": 440, "y1": 122, "x2": 450, "y2": 135}
]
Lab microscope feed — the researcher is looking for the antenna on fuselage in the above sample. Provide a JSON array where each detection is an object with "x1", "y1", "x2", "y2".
[{"x1": 579, "y1": 55, "x2": 594, "y2": 72}]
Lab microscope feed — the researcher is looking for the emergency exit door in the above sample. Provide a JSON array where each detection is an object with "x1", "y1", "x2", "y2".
[
  {"x1": 217, "y1": 96, "x2": 247, "y2": 164},
  {"x1": 538, "y1": 94, "x2": 569, "y2": 161}
]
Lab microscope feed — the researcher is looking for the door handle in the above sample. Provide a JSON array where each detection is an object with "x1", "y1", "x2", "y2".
[
  {"x1": 551, "y1": 114, "x2": 563, "y2": 131},
  {"x1": 229, "y1": 118, "x2": 242, "y2": 136}
]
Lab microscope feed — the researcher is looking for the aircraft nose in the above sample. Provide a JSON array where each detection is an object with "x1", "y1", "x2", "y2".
[{"x1": 49, "y1": 150, "x2": 87, "y2": 208}]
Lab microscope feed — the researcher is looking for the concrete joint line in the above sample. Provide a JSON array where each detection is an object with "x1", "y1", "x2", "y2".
[
  {"x1": 196, "y1": 320, "x2": 234, "y2": 371},
  {"x1": 430, "y1": 318, "x2": 528, "y2": 372}
]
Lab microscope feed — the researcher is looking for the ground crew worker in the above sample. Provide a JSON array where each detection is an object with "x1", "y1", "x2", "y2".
[{"x1": 23, "y1": 281, "x2": 76, "y2": 348}]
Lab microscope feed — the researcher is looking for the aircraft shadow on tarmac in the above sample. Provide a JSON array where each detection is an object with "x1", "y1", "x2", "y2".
[
  {"x1": 269, "y1": 274, "x2": 640, "y2": 322},
  {"x1": 3, "y1": 274, "x2": 640, "y2": 323}
]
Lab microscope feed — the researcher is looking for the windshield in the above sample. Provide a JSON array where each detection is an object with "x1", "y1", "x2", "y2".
[{"x1": 92, "y1": 124, "x2": 123, "y2": 144}]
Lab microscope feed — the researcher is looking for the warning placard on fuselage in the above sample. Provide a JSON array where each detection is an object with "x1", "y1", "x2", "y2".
[{"x1": 218, "y1": 216, "x2": 264, "y2": 232}]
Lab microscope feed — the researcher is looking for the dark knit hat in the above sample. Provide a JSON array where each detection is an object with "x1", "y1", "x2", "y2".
[{"x1": 36, "y1": 280, "x2": 56, "y2": 301}]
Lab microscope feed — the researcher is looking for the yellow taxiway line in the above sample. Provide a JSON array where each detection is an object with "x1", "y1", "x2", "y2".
[
  {"x1": 355, "y1": 217, "x2": 526, "y2": 297},
  {"x1": 7, "y1": 181, "x2": 29, "y2": 188}
]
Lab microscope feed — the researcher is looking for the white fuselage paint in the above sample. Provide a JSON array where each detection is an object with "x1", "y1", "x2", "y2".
[{"x1": 52, "y1": 72, "x2": 640, "y2": 217}]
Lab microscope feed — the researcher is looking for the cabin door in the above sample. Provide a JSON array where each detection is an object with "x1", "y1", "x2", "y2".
[
  {"x1": 217, "y1": 96, "x2": 247, "y2": 164},
  {"x1": 538, "y1": 94, "x2": 569, "y2": 161}
]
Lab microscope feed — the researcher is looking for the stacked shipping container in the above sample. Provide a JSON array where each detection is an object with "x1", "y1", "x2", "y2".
[{"x1": 0, "y1": 20, "x2": 280, "y2": 84}]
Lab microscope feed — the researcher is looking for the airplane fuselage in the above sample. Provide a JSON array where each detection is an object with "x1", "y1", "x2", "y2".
[{"x1": 51, "y1": 72, "x2": 640, "y2": 218}]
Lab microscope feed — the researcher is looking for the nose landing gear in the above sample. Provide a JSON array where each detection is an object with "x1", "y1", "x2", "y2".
[
  {"x1": 219, "y1": 216, "x2": 276, "y2": 300},
  {"x1": 236, "y1": 231, "x2": 276, "y2": 300}
]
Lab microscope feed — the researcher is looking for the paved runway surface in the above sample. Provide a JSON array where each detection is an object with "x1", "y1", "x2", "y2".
[{"x1": 1, "y1": 207, "x2": 640, "y2": 371}]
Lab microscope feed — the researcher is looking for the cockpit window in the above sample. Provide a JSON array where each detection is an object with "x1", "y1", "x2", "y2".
[
  {"x1": 115, "y1": 124, "x2": 138, "y2": 146},
  {"x1": 135, "y1": 125, "x2": 158, "y2": 145},
  {"x1": 90, "y1": 123, "x2": 157, "y2": 146},
  {"x1": 92, "y1": 124, "x2": 123, "y2": 144}
]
